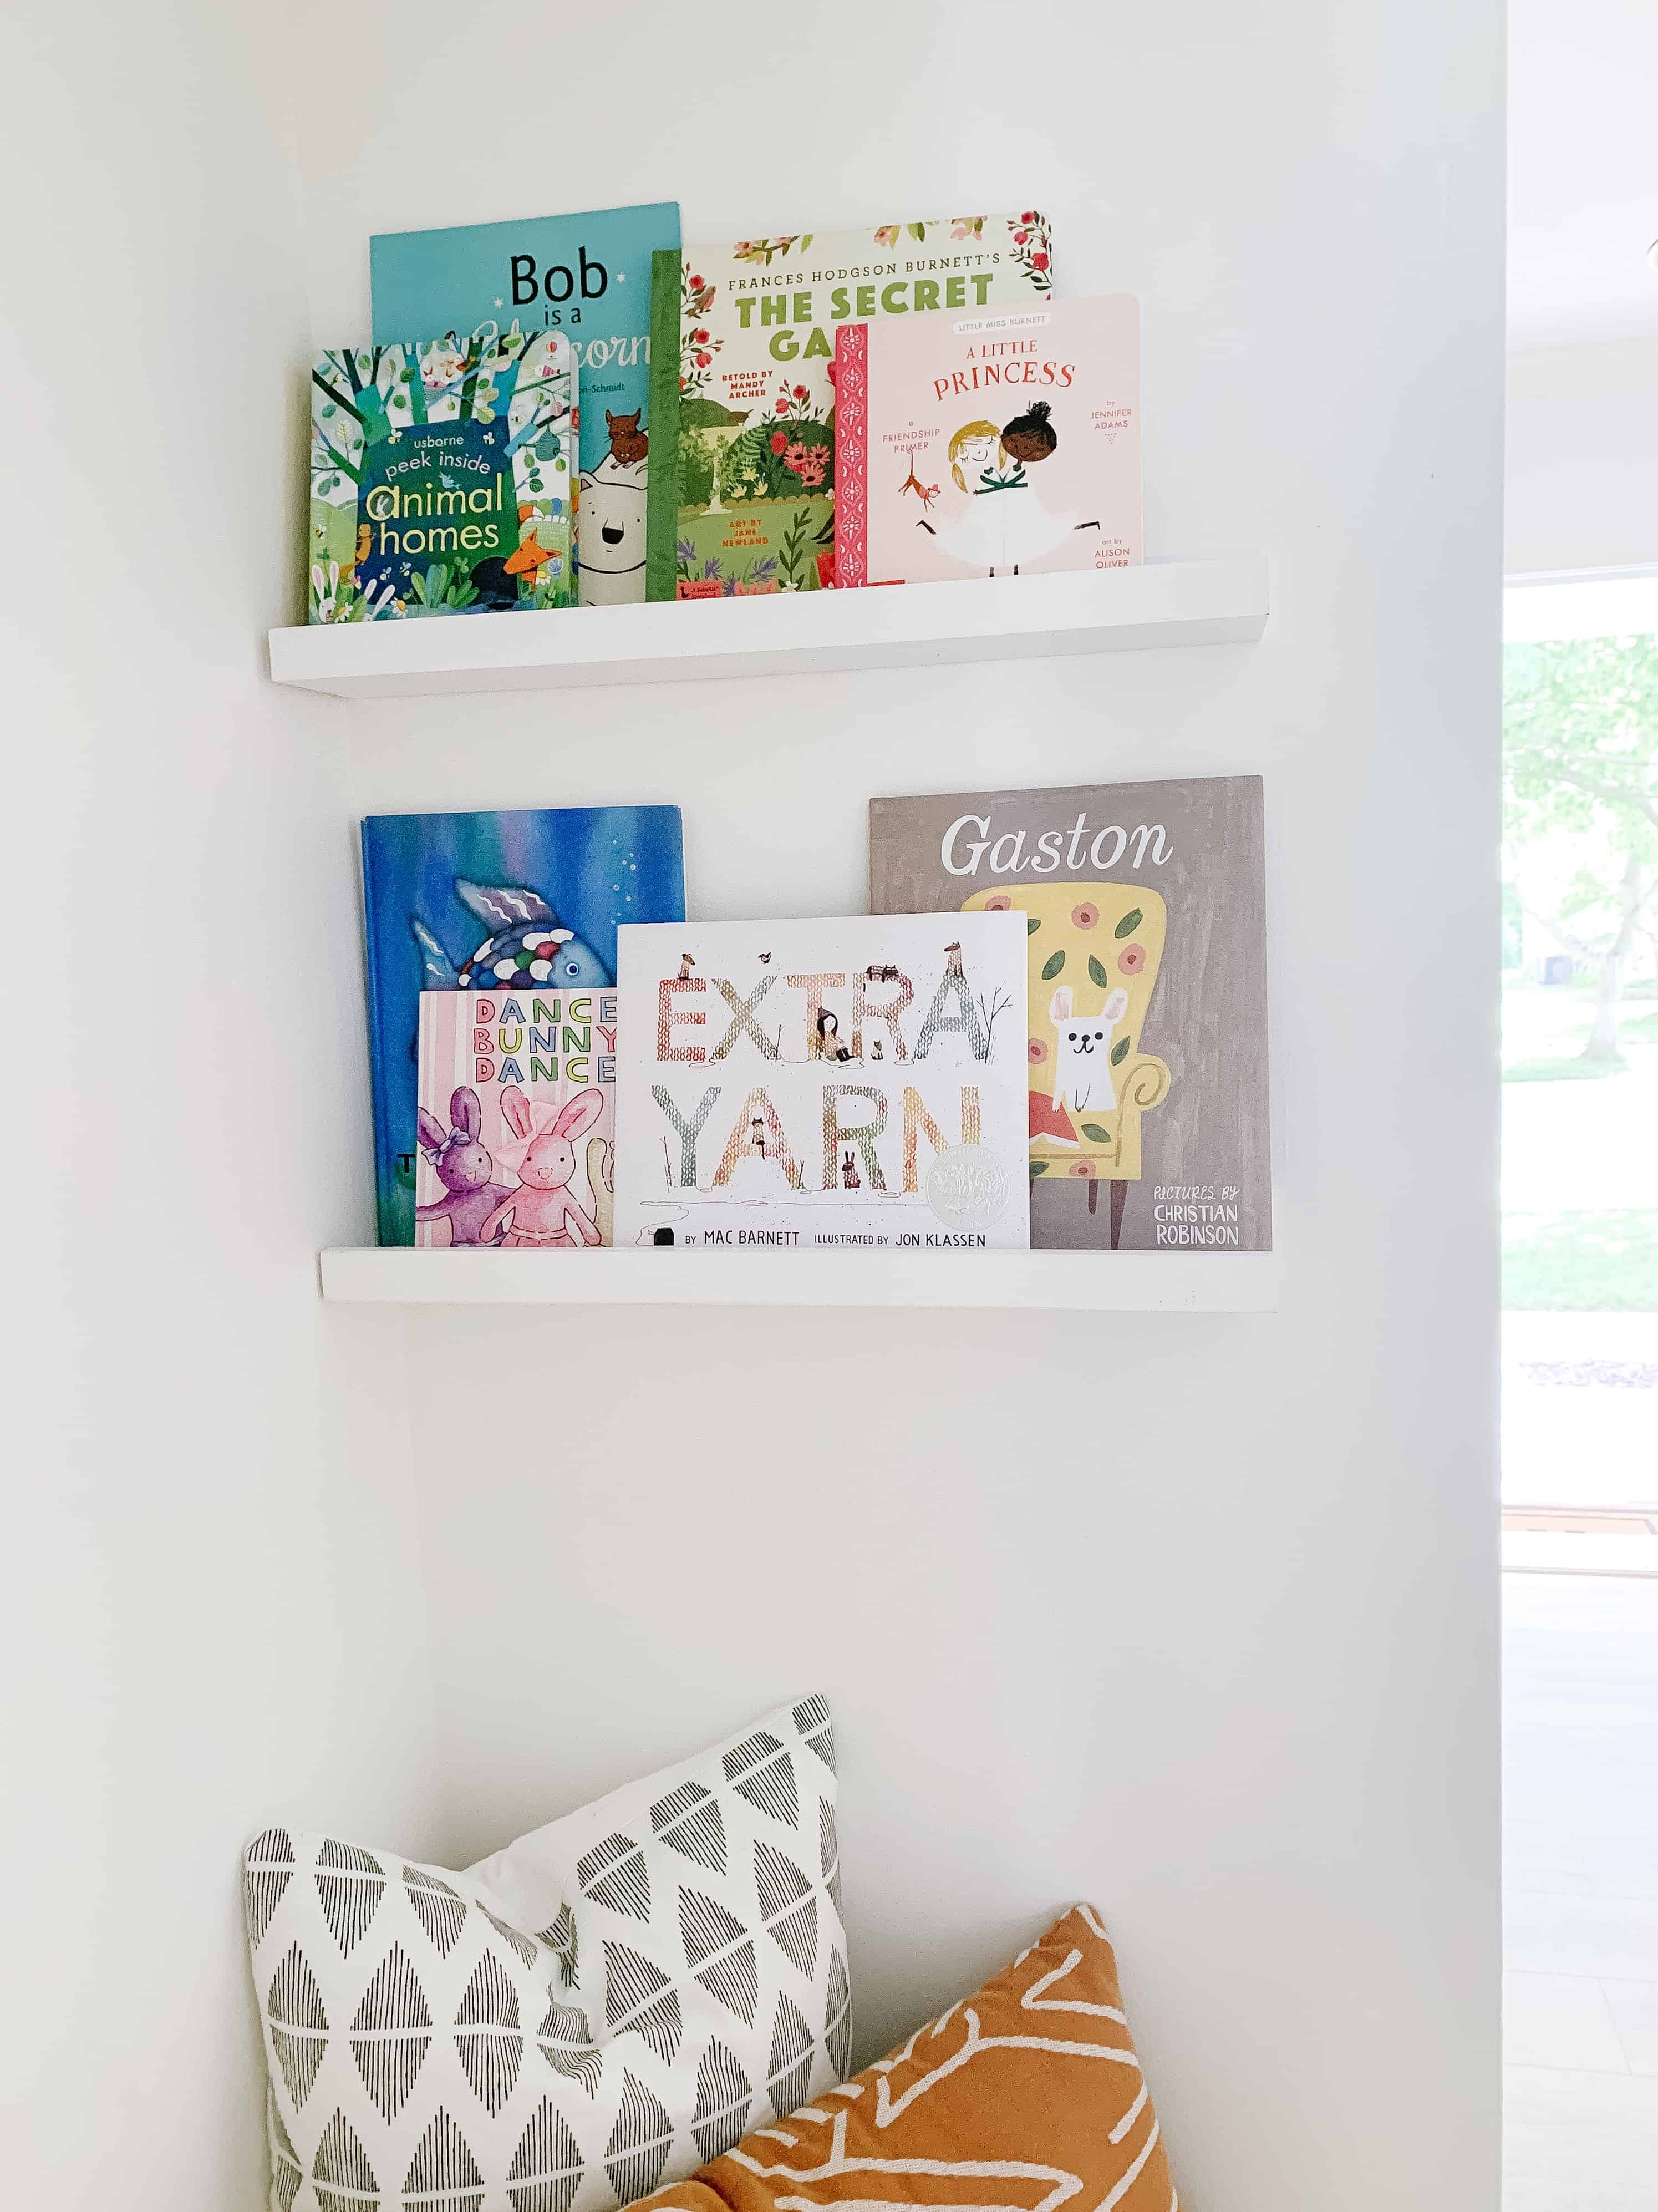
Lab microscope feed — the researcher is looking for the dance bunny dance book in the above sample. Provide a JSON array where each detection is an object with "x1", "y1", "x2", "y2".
[
  {"x1": 833, "y1": 295, "x2": 1141, "y2": 587},
  {"x1": 415, "y1": 991, "x2": 617, "y2": 1249},
  {"x1": 613, "y1": 915, "x2": 1031, "y2": 1251},
  {"x1": 645, "y1": 213, "x2": 1055, "y2": 598}
]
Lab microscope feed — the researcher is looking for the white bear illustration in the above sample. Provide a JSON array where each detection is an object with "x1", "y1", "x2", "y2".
[{"x1": 577, "y1": 451, "x2": 648, "y2": 606}]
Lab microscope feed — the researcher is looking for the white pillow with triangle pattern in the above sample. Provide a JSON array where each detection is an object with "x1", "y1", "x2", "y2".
[{"x1": 244, "y1": 1695, "x2": 849, "y2": 2212}]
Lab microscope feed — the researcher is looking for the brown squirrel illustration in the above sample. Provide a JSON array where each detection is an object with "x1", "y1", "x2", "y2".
[{"x1": 605, "y1": 409, "x2": 648, "y2": 467}]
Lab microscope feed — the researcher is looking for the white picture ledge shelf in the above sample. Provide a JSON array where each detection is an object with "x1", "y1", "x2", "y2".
[
  {"x1": 319, "y1": 1245, "x2": 1277, "y2": 1313},
  {"x1": 270, "y1": 556, "x2": 1269, "y2": 701}
]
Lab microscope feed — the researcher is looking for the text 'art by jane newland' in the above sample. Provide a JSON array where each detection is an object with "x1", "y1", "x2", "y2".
[{"x1": 613, "y1": 916, "x2": 1031, "y2": 1251}]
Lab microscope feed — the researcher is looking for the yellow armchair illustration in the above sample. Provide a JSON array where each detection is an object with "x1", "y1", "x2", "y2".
[{"x1": 963, "y1": 880, "x2": 1172, "y2": 1246}]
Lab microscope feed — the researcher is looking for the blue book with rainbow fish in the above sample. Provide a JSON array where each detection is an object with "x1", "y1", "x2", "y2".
[{"x1": 361, "y1": 805, "x2": 686, "y2": 1245}]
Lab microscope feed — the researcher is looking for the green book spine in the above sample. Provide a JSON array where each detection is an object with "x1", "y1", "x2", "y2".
[{"x1": 646, "y1": 247, "x2": 683, "y2": 603}]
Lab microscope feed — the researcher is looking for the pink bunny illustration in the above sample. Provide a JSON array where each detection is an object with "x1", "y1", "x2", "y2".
[{"x1": 479, "y1": 1087, "x2": 607, "y2": 1247}]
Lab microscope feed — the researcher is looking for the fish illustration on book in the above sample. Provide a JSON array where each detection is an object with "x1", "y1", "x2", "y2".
[{"x1": 410, "y1": 879, "x2": 612, "y2": 991}]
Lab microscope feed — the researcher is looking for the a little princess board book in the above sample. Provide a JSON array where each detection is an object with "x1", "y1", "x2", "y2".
[
  {"x1": 416, "y1": 991, "x2": 617, "y2": 1249},
  {"x1": 612, "y1": 915, "x2": 1031, "y2": 1252},
  {"x1": 833, "y1": 296, "x2": 1141, "y2": 587}
]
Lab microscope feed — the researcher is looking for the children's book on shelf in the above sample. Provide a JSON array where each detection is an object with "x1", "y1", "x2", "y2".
[
  {"x1": 613, "y1": 915, "x2": 1031, "y2": 1251},
  {"x1": 362, "y1": 806, "x2": 685, "y2": 1247},
  {"x1": 834, "y1": 296, "x2": 1141, "y2": 587},
  {"x1": 371, "y1": 202, "x2": 680, "y2": 606},
  {"x1": 416, "y1": 991, "x2": 617, "y2": 1248},
  {"x1": 645, "y1": 213, "x2": 1055, "y2": 600},
  {"x1": 309, "y1": 331, "x2": 576, "y2": 623},
  {"x1": 869, "y1": 778, "x2": 1270, "y2": 1252}
]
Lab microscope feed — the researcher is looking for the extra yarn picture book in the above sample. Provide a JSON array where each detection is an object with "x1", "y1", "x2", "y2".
[
  {"x1": 371, "y1": 201, "x2": 680, "y2": 606},
  {"x1": 362, "y1": 806, "x2": 685, "y2": 1247},
  {"x1": 416, "y1": 990, "x2": 617, "y2": 1248},
  {"x1": 834, "y1": 296, "x2": 1141, "y2": 587},
  {"x1": 645, "y1": 214, "x2": 1055, "y2": 600},
  {"x1": 613, "y1": 915, "x2": 1031, "y2": 1251},
  {"x1": 869, "y1": 778, "x2": 1270, "y2": 1252},
  {"x1": 309, "y1": 331, "x2": 576, "y2": 622}
]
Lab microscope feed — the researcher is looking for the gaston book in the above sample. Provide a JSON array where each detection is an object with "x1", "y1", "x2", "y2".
[
  {"x1": 869, "y1": 778, "x2": 1270, "y2": 1252},
  {"x1": 371, "y1": 202, "x2": 680, "y2": 606},
  {"x1": 309, "y1": 330, "x2": 575, "y2": 622},
  {"x1": 612, "y1": 915, "x2": 1031, "y2": 1251},
  {"x1": 835, "y1": 296, "x2": 1141, "y2": 586},
  {"x1": 645, "y1": 213, "x2": 1055, "y2": 599},
  {"x1": 362, "y1": 806, "x2": 685, "y2": 1247},
  {"x1": 416, "y1": 990, "x2": 617, "y2": 1249}
]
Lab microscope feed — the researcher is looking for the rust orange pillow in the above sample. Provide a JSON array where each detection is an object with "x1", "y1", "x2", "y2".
[{"x1": 637, "y1": 1905, "x2": 1178, "y2": 2212}]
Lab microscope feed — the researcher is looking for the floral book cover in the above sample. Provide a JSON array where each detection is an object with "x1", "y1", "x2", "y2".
[
  {"x1": 361, "y1": 806, "x2": 685, "y2": 1247},
  {"x1": 415, "y1": 991, "x2": 617, "y2": 1248},
  {"x1": 834, "y1": 296, "x2": 1141, "y2": 587},
  {"x1": 309, "y1": 331, "x2": 576, "y2": 623},
  {"x1": 868, "y1": 779, "x2": 1270, "y2": 1252},
  {"x1": 644, "y1": 214, "x2": 1055, "y2": 601},
  {"x1": 612, "y1": 915, "x2": 1031, "y2": 1251},
  {"x1": 370, "y1": 201, "x2": 680, "y2": 606}
]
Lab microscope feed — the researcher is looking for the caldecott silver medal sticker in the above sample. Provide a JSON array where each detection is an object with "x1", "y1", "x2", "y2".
[{"x1": 925, "y1": 1143, "x2": 1013, "y2": 1234}]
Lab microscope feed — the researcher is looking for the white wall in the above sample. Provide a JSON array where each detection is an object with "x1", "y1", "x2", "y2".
[
  {"x1": 0, "y1": 5, "x2": 441, "y2": 2201},
  {"x1": 1507, "y1": 336, "x2": 1658, "y2": 576},
  {"x1": 296, "y1": 4, "x2": 1506, "y2": 2209}
]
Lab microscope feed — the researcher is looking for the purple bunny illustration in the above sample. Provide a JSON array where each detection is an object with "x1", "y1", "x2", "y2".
[{"x1": 415, "y1": 1087, "x2": 515, "y2": 1246}]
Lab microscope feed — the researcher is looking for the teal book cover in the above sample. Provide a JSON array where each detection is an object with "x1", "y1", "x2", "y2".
[{"x1": 372, "y1": 202, "x2": 680, "y2": 605}]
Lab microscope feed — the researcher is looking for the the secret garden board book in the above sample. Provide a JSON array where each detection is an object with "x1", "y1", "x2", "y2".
[
  {"x1": 612, "y1": 915, "x2": 1031, "y2": 1251},
  {"x1": 645, "y1": 214, "x2": 1055, "y2": 600},
  {"x1": 835, "y1": 296, "x2": 1141, "y2": 587},
  {"x1": 868, "y1": 778, "x2": 1270, "y2": 1254},
  {"x1": 370, "y1": 201, "x2": 680, "y2": 607},
  {"x1": 416, "y1": 991, "x2": 617, "y2": 1248},
  {"x1": 309, "y1": 329, "x2": 575, "y2": 623},
  {"x1": 361, "y1": 806, "x2": 685, "y2": 1247}
]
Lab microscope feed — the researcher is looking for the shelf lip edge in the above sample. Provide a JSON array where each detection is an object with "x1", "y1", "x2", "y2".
[
  {"x1": 318, "y1": 1246, "x2": 1279, "y2": 1314},
  {"x1": 269, "y1": 555, "x2": 1271, "y2": 696}
]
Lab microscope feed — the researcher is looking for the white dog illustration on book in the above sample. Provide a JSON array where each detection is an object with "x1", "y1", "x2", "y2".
[{"x1": 1049, "y1": 983, "x2": 1131, "y2": 1119}]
